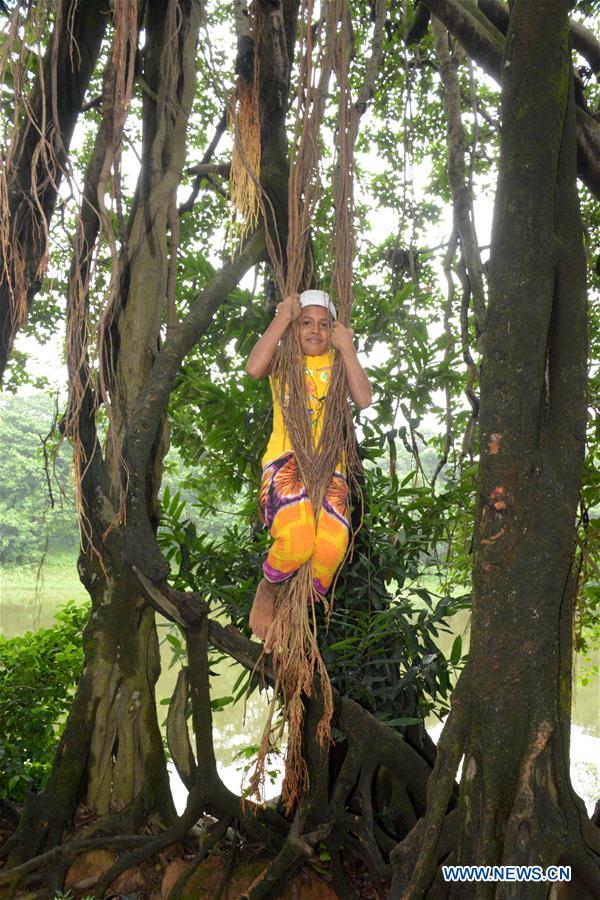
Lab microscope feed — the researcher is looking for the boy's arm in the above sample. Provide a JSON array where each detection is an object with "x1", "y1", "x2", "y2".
[
  {"x1": 245, "y1": 295, "x2": 301, "y2": 379},
  {"x1": 331, "y1": 322, "x2": 372, "y2": 409}
]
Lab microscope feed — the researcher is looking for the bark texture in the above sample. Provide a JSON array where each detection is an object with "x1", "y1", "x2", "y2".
[
  {"x1": 3, "y1": 0, "x2": 280, "y2": 877},
  {"x1": 392, "y1": 1, "x2": 600, "y2": 896},
  {"x1": 418, "y1": 0, "x2": 600, "y2": 200}
]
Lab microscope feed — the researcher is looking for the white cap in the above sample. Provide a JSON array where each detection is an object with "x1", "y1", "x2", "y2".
[{"x1": 299, "y1": 289, "x2": 337, "y2": 320}]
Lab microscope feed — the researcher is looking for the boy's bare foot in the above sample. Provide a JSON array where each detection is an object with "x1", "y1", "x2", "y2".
[{"x1": 249, "y1": 578, "x2": 279, "y2": 654}]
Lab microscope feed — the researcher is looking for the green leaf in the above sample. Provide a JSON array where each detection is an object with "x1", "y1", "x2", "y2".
[
  {"x1": 450, "y1": 635, "x2": 462, "y2": 665},
  {"x1": 210, "y1": 695, "x2": 234, "y2": 710},
  {"x1": 328, "y1": 638, "x2": 359, "y2": 651}
]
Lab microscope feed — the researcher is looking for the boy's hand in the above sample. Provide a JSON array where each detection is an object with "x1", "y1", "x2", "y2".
[
  {"x1": 276, "y1": 294, "x2": 301, "y2": 324},
  {"x1": 330, "y1": 320, "x2": 355, "y2": 351},
  {"x1": 245, "y1": 294, "x2": 302, "y2": 378}
]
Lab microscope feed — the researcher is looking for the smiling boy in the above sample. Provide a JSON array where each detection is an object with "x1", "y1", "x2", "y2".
[{"x1": 245, "y1": 289, "x2": 372, "y2": 651}]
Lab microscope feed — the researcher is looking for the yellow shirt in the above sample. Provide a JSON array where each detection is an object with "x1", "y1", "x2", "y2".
[{"x1": 262, "y1": 350, "x2": 335, "y2": 468}]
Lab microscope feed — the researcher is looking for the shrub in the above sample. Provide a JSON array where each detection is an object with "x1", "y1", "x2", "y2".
[{"x1": 0, "y1": 600, "x2": 89, "y2": 801}]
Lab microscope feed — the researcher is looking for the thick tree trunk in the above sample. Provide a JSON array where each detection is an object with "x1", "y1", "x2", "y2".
[
  {"x1": 456, "y1": 1, "x2": 594, "y2": 887},
  {"x1": 72, "y1": 0, "x2": 204, "y2": 831},
  {"x1": 392, "y1": 1, "x2": 600, "y2": 897},
  {"x1": 4, "y1": 0, "x2": 292, "y2": 875},
  {"x1": 5, "y1": 0, "x2": 201, "y2": 866}
]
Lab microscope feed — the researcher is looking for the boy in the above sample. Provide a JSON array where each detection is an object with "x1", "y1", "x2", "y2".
[{"x1": 245, "y1": 289, "x2": 372, "y2": 652}]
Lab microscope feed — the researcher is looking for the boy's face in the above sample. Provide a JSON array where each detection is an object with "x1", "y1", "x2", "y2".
[{"x1": 298, "y1": 305, "x2": 332, "y2": 356}]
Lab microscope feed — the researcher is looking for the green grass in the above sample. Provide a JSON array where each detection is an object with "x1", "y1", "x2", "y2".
[{"x1": 0, "y1": 551, "x2": 87, "y2": 638}]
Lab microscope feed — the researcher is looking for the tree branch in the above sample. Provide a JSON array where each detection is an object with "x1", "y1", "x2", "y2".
[
  {"x1": 477, "y1": 0, "x2": 600, "y2": 75},
  {"x1": 422, "y1": 0, "x2": 504, "y2": 79},
  {"x1": 420, "y1": 0, "x2": 600, "y2": 199},
  {"x1": 124, "y1": 228, "x2": 265, "y2": 479},
  {"x1": 178, "y1": 110, "x2": 229, "y2": 215},
  {"x1": 133, "y1": 566, "x2": 435, "y2": 812},
  {"x1": 570, "y1": 18, "x2": 600, "y2": 75},
  {"x1": 185, "y1": 162, "x2": 231, "y2": 178}
]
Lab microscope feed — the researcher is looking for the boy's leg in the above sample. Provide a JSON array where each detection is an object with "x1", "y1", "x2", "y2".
[
  {"x1": 311, "y1": 472, "x2": 350, "y2": 596},
  {"x1": 260, "y1": 453, "x2": 315, "y2": 585},
  {"x1": 252, "y1": 453, "x2": 315, "y2": 648},
  {"x1": 249, "y1": 579, "x2": 280, "y2": 653}
]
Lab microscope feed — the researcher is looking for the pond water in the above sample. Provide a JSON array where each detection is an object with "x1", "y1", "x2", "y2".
[{"x1": 1, "y1": 570, "x2": 599, "y2": 815}]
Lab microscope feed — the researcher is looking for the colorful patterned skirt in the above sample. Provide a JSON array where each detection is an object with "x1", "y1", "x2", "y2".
[{"x1": 259, "y1": 451, "x2": 350, "y2": 596}]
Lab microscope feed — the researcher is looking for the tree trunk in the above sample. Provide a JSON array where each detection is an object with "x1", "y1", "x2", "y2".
[
  {"x1": 69, "y1": 0, "x2": 205, "y2": 832},
  {"x1": 4, "y1": 0, "x2": 298, "y2": 872},
  {"x1": 5, "y1": 0, "x2": 203, "y2": 864},
  {"x1": 393, "y1": 1, "x2": 600, "y2": 896}
]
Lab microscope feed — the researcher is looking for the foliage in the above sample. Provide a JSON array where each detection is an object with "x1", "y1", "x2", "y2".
[
  {"x1": 1, "y1": 0, "x2": 599, "y2": 826},
  {"x1": 158, "y1": 457, "x2": 469, "y2": 732},
  {"x1": 0, "y1": 394, "x2": 79, "y2": 565},
  {"x1": 0, "y1": 600, "x2": 89, "y2": 801},
  {"x1": 322, "y1": 464, "x2": 470, "y2": 726}
]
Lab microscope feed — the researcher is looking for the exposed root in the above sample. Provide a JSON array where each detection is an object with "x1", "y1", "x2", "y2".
[
  {"x1": 243, "y1": 848, "x2": 306, "y2": 899},
  {"x1": 0, "y1": 835, "x2": 152, "y2": 891},
  {"x1": 389, "y1": 681, "x2": 470, "y2": 899},
  {"x1": 389, "y1": 811, "x2": 458, "y2": 900},
  {"x1": 165, "y1": 817, "x2": 232, "y2": 900}
]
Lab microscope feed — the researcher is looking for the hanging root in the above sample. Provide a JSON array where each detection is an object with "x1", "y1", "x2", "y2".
[
  {"x1": 244, "y1": 0, "x2": 384, "y2": 819},
  {"x1": 240, "y1": 0, "x2": 366, "y2": 816},
  {"x1": 228, "y1": 11, "x2": 261, "y2": 244},
  {"x1": 248, "y1": 565, "x2": 334, "y2": 813},
  {"x1": 0, "y1": 1, "x2": 55, "y2": 348}
]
